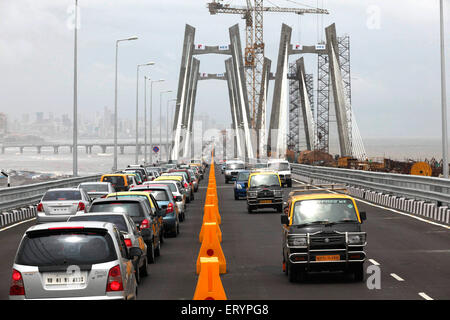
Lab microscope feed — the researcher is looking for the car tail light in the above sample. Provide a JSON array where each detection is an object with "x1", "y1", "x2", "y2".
[
  {"x1": 9, "y1": 269, "x2": 25, "y2": 296},
  {"x1": 77, "y1": 202, "x2": 86, "y2": 212},
  {"x1": 106, "y1": 265, "x2": 124, "y2": 292},
  {"x1": 37, "y1": 203, "x2": 43, "y2": 212},
  {"x1": 166, "y1": 203, "x2": 174, "y2": 214},
  {"x1": 184, "y1": 183, "x2": 188, "y2": 188},
  {"x1": 124, "y1": 239, "x2": 132, "y2": 247},
  {"x1": 140, "y1": 219, "x2": 150, "y2": 230}
]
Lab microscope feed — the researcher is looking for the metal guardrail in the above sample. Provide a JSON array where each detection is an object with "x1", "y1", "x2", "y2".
[
  {"x1": 0, "y1": 175, "x2": 102, "y2": 213},
  {"x1": 291, "y1": 164, "x2": 450, "y2": 206}
]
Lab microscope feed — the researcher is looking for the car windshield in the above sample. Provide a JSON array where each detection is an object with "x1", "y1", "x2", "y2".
[
  {"x1": 79, "y1": 184, "x2": 109, "y2": 193},
  {"x1": 268, "y1": 162, "x2": 290, "y2": 171},
  {"x1": 227, "y1": 163, "x2": 245, "y2": 170},
  {"x1": 69, "y1": 215, "x2": 128, "y2": 232},
  {"x1": 249, "y1": 174, "x2": 280, "y2": 187},
  {"x1": 102, "y1": 176, "x2": 125, "y2": 186},
  {"x1": 237, "y1": 172, "x2": 250, "y2": 181},
  {"x1": 254, "y1": 163, "x2": 267, "y2": 168},
  {"x1": 16, "y1": 230, "x2": 116, "y2": 266},
  {"x1": 90, "y1": 202, "x2": 143, "y2": 217},
  {"x1": 292, "y1": 199, "x2": 359, "y2": 225},
  {"x1": 43, "y1": 190, "x2": 81, "y2": 201}
]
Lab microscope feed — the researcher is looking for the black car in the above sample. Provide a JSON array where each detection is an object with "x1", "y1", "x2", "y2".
[
  {"x1": 281, "y1": 192, "x2": 367, "y2": 283},
  {"x1": 89, "y1": 197, "x2": 163, "y2": 263},
  {"x1": 246, "y1": 172, "x2": 283, "y2": 213}
]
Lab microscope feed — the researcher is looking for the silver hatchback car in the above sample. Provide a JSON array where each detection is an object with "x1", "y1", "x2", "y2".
[
  {"x1": 9, "y1": 221, "x2": 141, "y2": 300},
  {"x1": 36, "y1": 188, "x2": 92, "y2": 224}
]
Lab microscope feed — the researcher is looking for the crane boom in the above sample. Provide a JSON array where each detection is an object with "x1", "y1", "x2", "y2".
[{"x1": 208, "y1": 2, "x2": 329, "y2": 15}]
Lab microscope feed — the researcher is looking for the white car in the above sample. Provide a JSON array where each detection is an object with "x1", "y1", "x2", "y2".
[
  {"x1": 267, "y1": 159, "x2": 292, "y2": 187},
  {"x1": 36, "y1": 188, "x2": 92, "y2": 224}
]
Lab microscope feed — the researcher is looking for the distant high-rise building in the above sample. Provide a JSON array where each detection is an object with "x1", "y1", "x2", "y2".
[
  {"x1": 0, "y1": 113, "x2": 7, "y2": 134},
  {"x1": 36, "y1": 112, "x2": 44, "y2": 122}
]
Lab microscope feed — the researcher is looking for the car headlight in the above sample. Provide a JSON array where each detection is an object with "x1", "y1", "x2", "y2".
[
  {"x1": 288, "y1": 236, "x2": 307, "y2": 247},
  {"x1": 247, "y1": 191, "x2": 257, "y2": 198},
  {"x1": 347, "y1": 233, "x2": 366, "y2": 245},
  {"x1": 236, "y1": 183, "x2": 242, "y2": 189},
  {"x1": 274, "y1": 190, "x2": 283, "y2": 197}
]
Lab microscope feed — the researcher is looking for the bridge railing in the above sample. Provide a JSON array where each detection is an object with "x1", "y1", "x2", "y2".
[
  {"x1": 291, "y1": 164, "x2": 450, "y2": 206},
  {"x1": 0, "y1": 175, "x2": 102, "y2": 213}
]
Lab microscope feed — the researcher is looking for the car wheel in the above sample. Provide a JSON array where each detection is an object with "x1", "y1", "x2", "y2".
[
  {"x1": 147, "y1": 241, "x2": 155, "y2": 264},
  {"x1": 225, "y1": 179, "x2": 228, "y2": 184},
  {"x1": 155, "y1": 238, "x2": 161, "y2": 257},
  {"x1": 287, "y1": 181, "x2": 292, "y2": 188},
  {"x1": 247, "y1": 206, "x2": 254, "y2": 214},
  {"x1": 140, "y1": 256, "x2": 148, "y2": 277},
  {"x1": 234, "y1": 194, "x2": 239, "y2": 200},
  {"x1": 353, "y1": 263, "x2": 365, "y2": 282},
  {"x1": 176, "y1": 222, "x2": 180, "y2": 235},
  {"x1": 159, "y1": 229, "x2": 164, "y2": 244},
  {"x1": 276, "y1": 204, "x2": 283, "y2": 213},
  {"x1": 135, "y1": 262, "x2": 141, "y2": 284}
]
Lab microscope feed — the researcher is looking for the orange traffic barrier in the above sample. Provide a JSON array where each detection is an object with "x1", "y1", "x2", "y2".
[
  {"x1": 196, "y1": 222, "x2": 226, "y2": 274},
  {"x1": 204, "y1": 203, "x2": 221, "y2": 224},
  {"x1": 199, "y1": 220, "x2": 222, "y2": 243},
  {"x1": 205, "y1": 194, "x2": 218, "y2": 206},
  {"x1": 193, "y1": 257, "x2": 227, "y2": 300}
]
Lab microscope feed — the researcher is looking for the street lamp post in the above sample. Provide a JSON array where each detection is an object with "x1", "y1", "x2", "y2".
[
  {"x1": 440, "y1": 0, "x2": 448, "y2": 178},
  {"x1": 135, "y1": 62, "x2": 154, "y2": 164},
  {"x1": 149, "y1": 79, "x2": 164, "y2": 165},
  {"x1": 73, "y1": 0, "x2": 78, "y2": 177},
  {"x1": 167, "y1": 98, "x2": 177, "y2": 162},
  {"x1": 160, "y1": 90, "x2": 172, "y2": 163},
  {"x1": 113, "y1": 36, "x2": 138, "y2": 172}
]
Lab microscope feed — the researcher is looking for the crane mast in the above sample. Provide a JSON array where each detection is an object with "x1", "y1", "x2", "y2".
[{"x1": 208, "y1": 0, "x2": 329, "y2": 157}]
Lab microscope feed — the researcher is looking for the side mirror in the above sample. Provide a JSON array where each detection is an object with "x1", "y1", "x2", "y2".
[
  {"x1": 359, "y1": 211, "x2": 367, "y2": 222},
  {"x1": 281, "y1": 215, "x2": 289, "y2": 225},
  {"x1": 128, "y1": 247, "x2": 143, "y2": 259}
]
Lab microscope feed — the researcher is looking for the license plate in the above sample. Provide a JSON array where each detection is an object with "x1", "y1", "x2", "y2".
[
  {"x1": 260, "y1": 200, "x2": 272, "y2": 204},
  {"x1": 44, "y1": 272, "x2": 87, "y2": 286},
  {"x1": 316, "y1": 255, "x2": 340, "y2": 262},
  {"x1": 51, "y1": 208, "x2": 70, "y2": 214}
]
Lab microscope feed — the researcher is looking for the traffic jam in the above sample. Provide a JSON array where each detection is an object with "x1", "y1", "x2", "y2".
[{"x1": 9, "y1": 161, "x2": 207, "y2": 300}]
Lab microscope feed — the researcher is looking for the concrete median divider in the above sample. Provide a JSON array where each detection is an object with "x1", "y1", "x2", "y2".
[{"x1": 193, "y1": 257, "x2": 227, "y2": 300}]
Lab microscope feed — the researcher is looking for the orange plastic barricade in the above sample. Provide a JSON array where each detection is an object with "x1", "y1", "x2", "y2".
[
  {"x1": 204, "y1": 204, "x2": 221, "y2": 224},
  {"x1": 196, "y1": 222, "x2": 226, "y2": 274},
  {"x1": 199, "y1": 220, "x2": 222, "y2": 243},
  {"x1": 205, "y1": 194, "x2": 218, "y2": 206},
  {"x1": 193, "y1": 257, "x2": 227, "y2": 300}
]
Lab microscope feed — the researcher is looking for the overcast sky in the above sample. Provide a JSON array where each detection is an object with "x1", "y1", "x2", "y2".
[{"x1": 0, "y1": 0, "x2": 449, "y2": 140}]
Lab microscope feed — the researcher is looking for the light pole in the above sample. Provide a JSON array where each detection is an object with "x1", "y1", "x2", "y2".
[
  {"x1": 73, "y1": 0, "x2": 79, "y2": 176},
  {"x1": 113, "y1": 35, "x2": 138, "y2": 172},
  {"x1": 167, "y1": 98, "x2": 177, "y2": 162},
  {"x1": 440, "y1": 0, "x2": 448, "y2": 178},
  {"x1": 160, "y1": 90, "x2": 172, "y2": 163},
  {"x1": 149, "y1": 79, "x2": 165, "y2": 165},
  {"x1": 135, "y1": 62, "x2": 154, "y2": 164}
]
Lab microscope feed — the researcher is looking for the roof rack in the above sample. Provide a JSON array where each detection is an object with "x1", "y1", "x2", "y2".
[{"x1": 288, "y1": 184, "x2": 348, "y2": 197}]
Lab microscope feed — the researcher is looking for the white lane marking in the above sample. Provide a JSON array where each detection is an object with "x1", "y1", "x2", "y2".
[
  {"x1": 390, "y1": 273, "x2": 405, "y2": 282},
  {"x1": 418, "y1": 292, "x2": 434, "y2": 300},
  {"x1": 0, "y1": 217, "x2": 36, "y2": 232},
  {"x1": 369, "y1": 259, "x2": 380, "y2": 266},
  {"x1": 292, "y1": 178, "x2": 450, "y2": 230}
]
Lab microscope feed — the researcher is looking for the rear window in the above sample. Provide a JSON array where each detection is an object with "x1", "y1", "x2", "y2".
[
  {"x1": 43, "y1": 190, "x2": 81, "y2": 201},
  {"x1": 237, "y1": 172, "x2": 250, "y2": 181},
  {"x1": 147, "y1": 190, "x2": 169, "y2": 201},
  {"x1": 159, "y1": 183, "x2": 177, "y2": 193},
  {"x1": 102, "y1": 176, "x2": 125, "y2": 186},
  {"x1": 69, "y1": 215, "x2": 128, "y2": 232},
  {"x1": 79, "y1": 184, "x2": 109, "y2": 193},
  {"x1": 90, "y1": 202, "x2": 143, "y2": 217},
  {"x1": 16, "y1": 230, "x2": 117, "y2": 266}
]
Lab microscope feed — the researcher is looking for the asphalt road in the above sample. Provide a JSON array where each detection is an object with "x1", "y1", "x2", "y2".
[{"x1": 0, "y1": 165, "x2": 449, "y2": 300}]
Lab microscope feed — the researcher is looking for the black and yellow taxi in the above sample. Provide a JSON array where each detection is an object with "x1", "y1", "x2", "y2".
[
  {"x1": 246, "y1": 171, "x2": 283, "y2": 213},
  {"x1": 281, "y1": 187, "x2": 367, "y2": 282}
]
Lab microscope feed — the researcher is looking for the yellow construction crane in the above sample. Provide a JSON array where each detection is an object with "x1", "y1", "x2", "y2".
[{"x1": 207, "y1": 0, "x2": 329, "y2": 131}]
